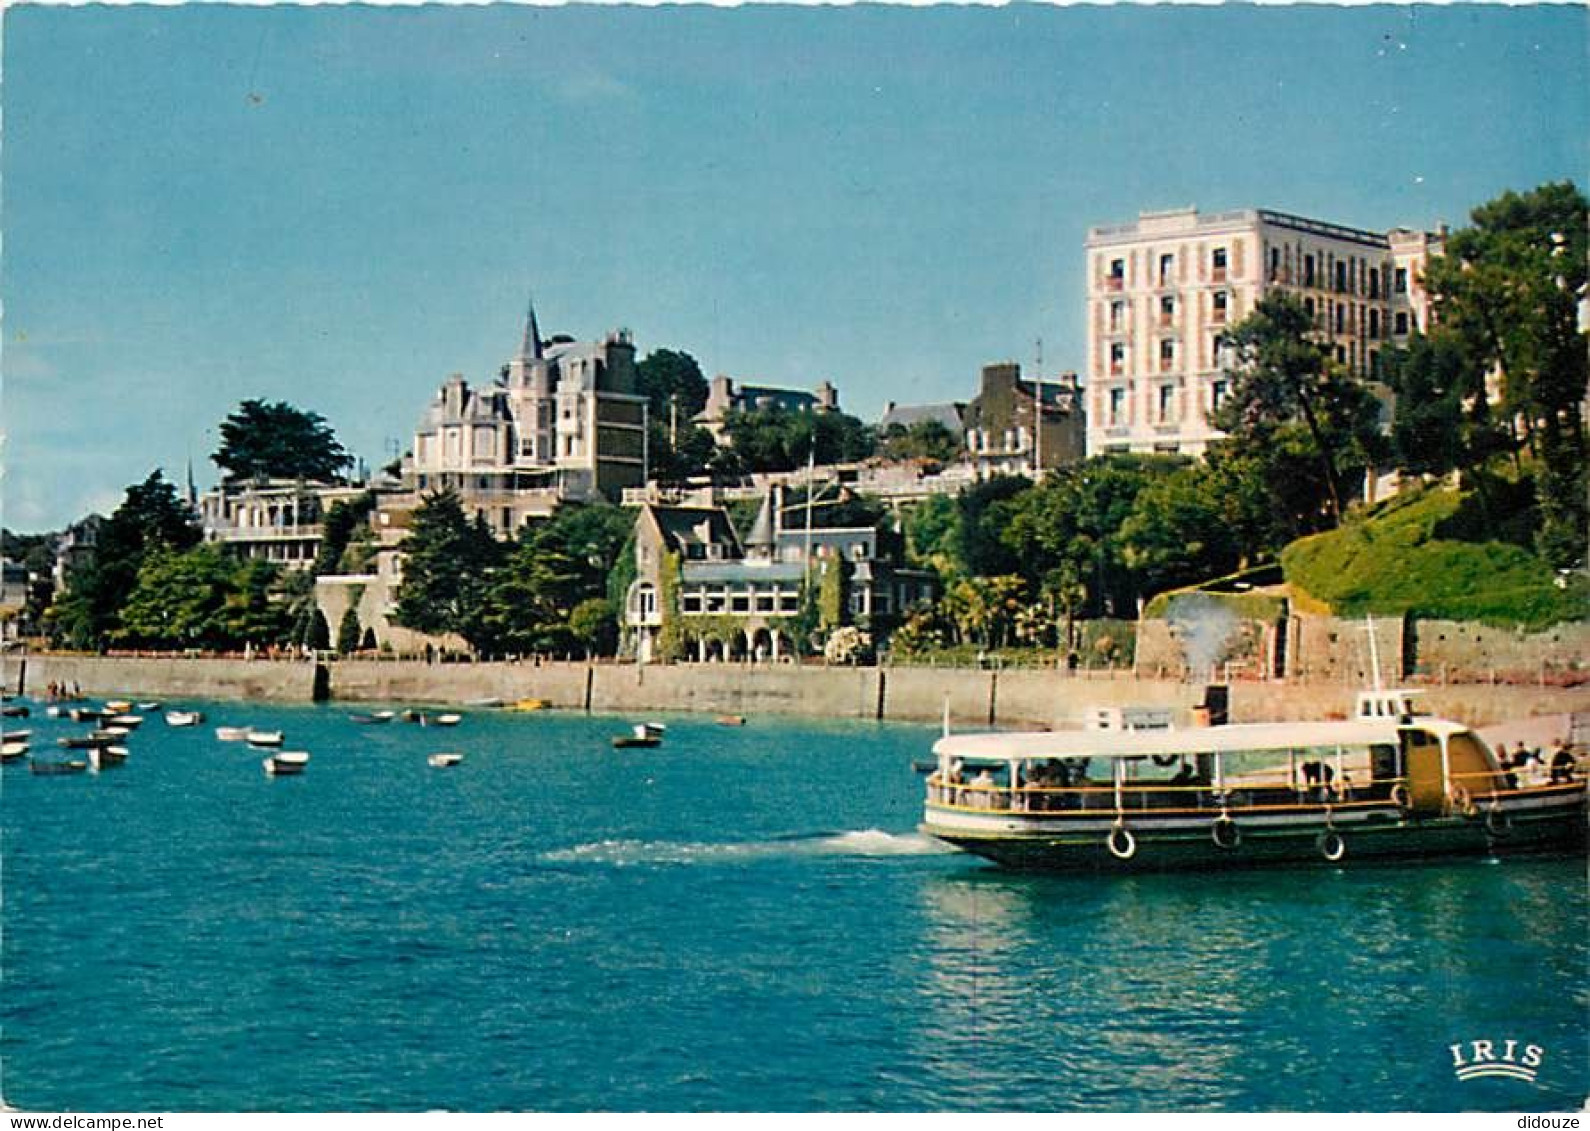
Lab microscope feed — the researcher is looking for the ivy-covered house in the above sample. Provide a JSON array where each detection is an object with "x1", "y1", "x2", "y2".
[{"x1": 622, "y1": 490, "x2": 935, "y2": 663}]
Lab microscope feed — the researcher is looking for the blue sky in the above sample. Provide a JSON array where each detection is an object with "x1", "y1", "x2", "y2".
[{"x1": 3, "y1": 3, "x2": 1586, "y2": 531}]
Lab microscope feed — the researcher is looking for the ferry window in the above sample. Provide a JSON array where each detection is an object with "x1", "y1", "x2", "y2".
[
  {"x1": 730, "y1": 593, "x2": 751, "y2": 614},
  {"x1": 755, "y1": 593, "x2": 775, "y2": 613},
  {"x1": 779, "y1": 593, "x2": 799, "y2": 613}
]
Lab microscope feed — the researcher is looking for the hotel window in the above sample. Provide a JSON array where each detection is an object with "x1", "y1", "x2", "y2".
[
  {"x1": 1369, "y1": 309, "x2": 1381, "y2": 338},
  {"x1": 1304, "y1": 254, "x2": 1316, "y2": 287},
  {"x1": 1334, "y1": 304, "x2": 1345, "y2": 333},
  {"x1": 1394, "y1": 267, "x2": 1408, "y2": 294},
  {"x1": 1304, "y1": 296, "x2": 1316, "y2": 320},
  {"x1": 681, "y1": 593, "x2": 702, "y2": 614},
  {"x1": 730, "y1": 593, "x2": 751, "y2": 614},
  {"x1": 1109, "y1": 342, "x2": 1126, "y2": 375},
  {"x1": 1211, "y1": 380, "x2": 1229, "y2": 411},
  {"x1": 1211, "y1": 247, "x2": 1228, "y2": 279},
  {"x1": 1159, "y1": 253, "x2": 1174, "y2": 285},
  {"x1": 1159, "y1": 295, "x2": 1175, "y2": 326},
  {"x1": 1212, "y1": 290, "x2": 1228, "y2": 323},
  {"x1": 1269, "y1": 247, "x2": 1281, "y2": 281},
  {"x1": 1107, "y1": 387, "x2": 1126, "y2": 425},
  {"x1": 1395, "y1": 311, "x2": 1410, "y2": 335},
  {"x1": 1107, "y1": 258, "x2": 1125, "y2": 289},
  {"x1": 1369, "y1": 268, "x2": 1381, "y2": 299},
  {"x1": 755, "y1": 593, "x2": 775, "y2": 613},
  {"x1": 1334, "y1": 345, "x2": 1347, "y2": 363},
  {"x1": 1335, "y1": 261, "x2": 1348, "y2": 293},
  {"x1": 1157, "y1": 384, "x2": 1176, "y2": 422},
  {"x1": 779, "y1": 593, "x2": 800, "y2": 613},
  {"x1": 1369, "y1": 350, "x2": 1381, "y2": 378},
  {"x1": 1109, "y1": 299, "x2": 1128, "y2": 332},
  {"x1": 1159, "y1": 339, "x2": 1176, "y2": 372}
]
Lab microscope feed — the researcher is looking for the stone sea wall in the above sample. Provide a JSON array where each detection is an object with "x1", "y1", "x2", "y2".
[{"x1": 11, "y1": 654, "x2": 1590, "y2": 730}]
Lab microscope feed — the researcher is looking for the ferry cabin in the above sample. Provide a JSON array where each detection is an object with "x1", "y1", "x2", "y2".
[{"x1": 922, "y1": 717, "x2": 1586, "y2": 871}]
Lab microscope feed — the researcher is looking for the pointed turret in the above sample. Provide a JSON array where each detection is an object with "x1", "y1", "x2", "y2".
[
  {"x1": 520, "y1": 297, "x2": 544, "y2": 361},
  {"x1": 744, "y1": 490, "x2": 776, "y2": 558}
]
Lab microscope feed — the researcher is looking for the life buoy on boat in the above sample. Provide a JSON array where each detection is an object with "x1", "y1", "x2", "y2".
[
  {"x1": 1449, "y1": 784, "x2": 1478, "y2": 818},
  {"x1": 1318, "y1": 830, "x2": 1347, "y2": 863},
  {"x1": 1389, "y1": 783, "x2": 1411, "y2": 812},
  {"x1": 1484, "y1": 805, "x2": 1512, "y2": 836},
  {"x1": 1107, "y1": 824, "x2": 1137, "y2": 861},
  {"x1": 1211, "y1": 814, "x2": 1241, "y2": 850}
]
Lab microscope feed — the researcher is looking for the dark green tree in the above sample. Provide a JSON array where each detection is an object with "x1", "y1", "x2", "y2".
[
  {"x1": 1421, "y1": 181, "x2": 1589, "y2": 566},
  {"x1": 336, "y1": 600, "x2": 364, "y2": 656},
  {"x1": 307, "y1": 609, "x2": 332, "y2": 651},
  {"x1": 213, "y1": 399, "x2": 352, "y2": 483},
  {"x1": 1117, "y1": 465, "x2": 1241, "y2": 599},
  {"x1": 53, "y1": 471, "x2": 200, "y2": 649},
  {"x1": 391, "y1": 490, "x2": 503, "y2": 647},
  {"x1": 473, "y1": 532, "x2": 584, "y2": 656},
  {"x1": 568, "y1": 597, "x2": 618, "y2": 659},
  {"x1": 114, "y1": 545, "x2": 235, "y2": 649},
  {"x1": 1213, "y1": 292, "x2": 1386, "y2": 528},
  {"x1": 879, "y1": 418, "x2": 962, "y2": 463},
  {"x1": 312, "y1": 491, "x2": 377, "y2": 575},
  {"x1": 721, "y1": 407, "x2": 875, "y2": 472},
  {"x1": 954, "y1": 475, "x2": 1030, "y2": 578},
  {"x1": 636, "y1": 349, "x2": 710, "y2": 420}
]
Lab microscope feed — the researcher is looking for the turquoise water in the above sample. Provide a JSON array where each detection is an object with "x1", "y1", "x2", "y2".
[{"x1": 2, "y1": 699, "x2": 1584, "y2": 1112}]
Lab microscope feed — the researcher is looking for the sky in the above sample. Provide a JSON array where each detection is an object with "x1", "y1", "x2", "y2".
[{"x1": 2, "y1": 3, "x2": 1586, "y2": 532}]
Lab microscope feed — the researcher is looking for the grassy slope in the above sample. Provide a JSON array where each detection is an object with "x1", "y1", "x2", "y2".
[{"x1": 1280, "y1": 486, "x2": 1586, "y2": 629}]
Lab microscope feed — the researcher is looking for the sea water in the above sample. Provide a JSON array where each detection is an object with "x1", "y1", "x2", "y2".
[{"x1": 2, "y1": 700, "x2": 1584, "y2": 1112}]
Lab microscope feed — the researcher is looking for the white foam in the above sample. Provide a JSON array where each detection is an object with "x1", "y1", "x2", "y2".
[{"x1": 541, "y1": 828, "x2": 956, "y2": 866}]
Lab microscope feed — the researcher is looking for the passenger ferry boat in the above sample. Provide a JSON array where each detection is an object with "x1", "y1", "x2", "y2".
[{"x1": 921, "y1": 691, "x2": 1586, "y2": 871}]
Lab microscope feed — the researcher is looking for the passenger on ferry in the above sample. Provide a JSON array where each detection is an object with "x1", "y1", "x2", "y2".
[
  {"x1": 968, "y1": 767, "x2": 998, "y2": 808},
  {"x1": 1549, "y1": 740, "x2": 1577, "y2": 784}
]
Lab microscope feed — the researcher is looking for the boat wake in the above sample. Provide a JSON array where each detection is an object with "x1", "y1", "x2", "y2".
[{"x1": 540, "y1": 828, "x2": 956, "y2": 867}]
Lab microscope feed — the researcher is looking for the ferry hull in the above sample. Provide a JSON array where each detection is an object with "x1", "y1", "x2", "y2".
[{"x1": 923, "y1": 796, "x2": 1587, "y2": 873}]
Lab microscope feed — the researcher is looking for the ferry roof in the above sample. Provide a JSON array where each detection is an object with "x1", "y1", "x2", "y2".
[{"x1": 933, "y1": 718, "x2": 1475, "y2": 763}]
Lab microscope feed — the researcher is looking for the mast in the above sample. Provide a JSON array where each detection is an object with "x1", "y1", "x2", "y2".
[{"x1": 1033, "y1": 337, "x2": 1044, "y2": 477}]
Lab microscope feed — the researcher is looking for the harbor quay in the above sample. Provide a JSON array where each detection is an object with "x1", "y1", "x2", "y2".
[{"x1": 11, "y1": 653, "x2": 1589, "y2": 731}]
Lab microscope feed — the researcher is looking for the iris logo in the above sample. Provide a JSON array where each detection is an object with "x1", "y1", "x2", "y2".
[{"x1": 1449, "y1": 1039, "x2": 1545, "y2": 1083}]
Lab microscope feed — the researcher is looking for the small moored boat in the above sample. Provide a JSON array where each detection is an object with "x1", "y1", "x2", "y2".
[
  {"x1": 263, "y1": 752, "x2": 310, "y2": 776},
  {"x1": 245, "y1": 729, "x2": 285, "y2": 748},
  {"x1": 89, "y1": 745, "x2": 129, "y2": 771},
  {"x1": 716, "y1": 715, "x2": 747, "y2": 727},
  {"x1": 428, "y1": 752, "x2": 464, "y2": 768},
  {"x1": 427, "y1": 713, "x2": 463, "y2": 727},
  {"x1": 106, "y1": 714, "x2": 144, "y2": 729},
  {"x1": 1, "y1": 705, "x2": 30, "y2": 719},
  {"x1": 215, "y1": 726, "x2": 250, "y2": 742},
  {"x1": 31, "y1": 759, "x2": 88, "y2": 775},
  {"x1": 136, "y1": 701, "x2": 161, "y2": 712},
  {"x1": 612, "y1": 723, "x2": 663, "y2": 750},
  {"x1": 2, "y1": 730, "x2": 32, "y2": 744},
  {"x1": 104, "y1": 701, "x2": 133, "y2": 714},
  {"x1": 59, "y1": 732, "x2": 118, "y2": 750},
  {"x1": 165, "y1": 710, "x2": 204, "y2": 727},
  {"x1": 1, "y1": 742, "x2": 30, "y2": 762},
  {"x1": 920, "y1": 691, "x2": 1587, "y2": 872},
  {"x1": 349, "y1": 710, "x2": 395, "y2": 724},
  {"x1": 69, "y1": 708, "x2": 106, "y2": 723}
]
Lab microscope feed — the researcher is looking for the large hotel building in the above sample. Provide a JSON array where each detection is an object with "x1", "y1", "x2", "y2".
[{"x1": 1083, "y1": 207, "x2": 1442, "y2": 456}]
